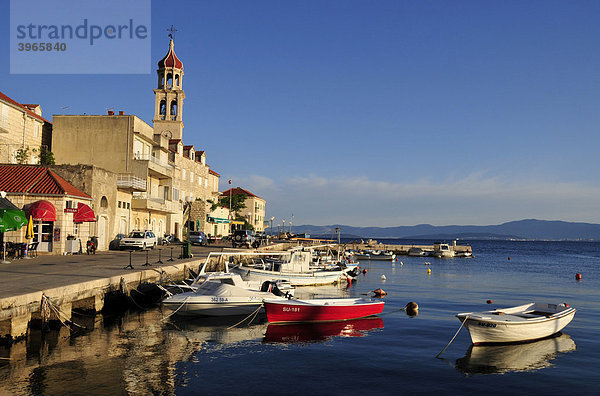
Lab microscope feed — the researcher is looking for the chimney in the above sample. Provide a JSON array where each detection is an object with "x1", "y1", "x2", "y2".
[
  {"x1": 118, "y1": 111, "x2": 124, "y2": 115},
  {"x1": 107, "y1": 110, "x2": 114, "y2": 115}
]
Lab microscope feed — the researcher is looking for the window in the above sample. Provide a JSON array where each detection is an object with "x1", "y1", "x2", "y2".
[
  {"x1": 190, "y1": 172, "x2": 194, "y2": 183},
  {"x1": 1, "y1": 104, "x2": 8, "y2": 124},
  {"x1": 66, "y1": 201, "x2": 74, "y2": 209},
  {"x1": 173, "y1": 188, "x2": 179, "y2": 201},
  {"x1": 100, "y1": 196, "x2": 108, "y2": 208},
  {"x1": 33, "y1": 123, "x2": 40, "y2": 138},
  {"x1": 182, "y1": 169, "x2": 186, "y2": 180},
  {"x1": 118, "y1": 201, "x2": 121, "y2": 208},
  {"x1": 127, "y1": 202, "x2": 130, "y2": 209}
]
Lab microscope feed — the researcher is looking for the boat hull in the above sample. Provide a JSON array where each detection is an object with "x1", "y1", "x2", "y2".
[
  {"x1": 233, "y1": 267, "x2": 344, "y2": 286},
  {"x1": 457, "y1": 303, "x2": 576, "y2": 344},
  {"x1": 163, "y1": 299, "x2": 265, "y2": 316},
  {"x1": 264, "y1": 298, "x2": 384, "y2": 323}
]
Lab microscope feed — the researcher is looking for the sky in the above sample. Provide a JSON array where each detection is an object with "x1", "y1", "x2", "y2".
[{"x1": 2, "y1": 0, "x2": 599, "y2": 227}]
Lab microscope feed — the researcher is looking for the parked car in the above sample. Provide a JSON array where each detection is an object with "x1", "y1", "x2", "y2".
[
  {"x1": 189, "y1": 231, "x2": 207, "y2": 246},
  {"x1": 255, "y1": 231, "x2": 268, "y2": 245},
  {"x1": 232, "y1": 229, "x2": 260, "y2": 248},
  {"x1": 109, "y1": 233, "x2": 126, "y2": 250},
  {"x1": 119, "y1": 230, "x2": 157, "y2": 250}
]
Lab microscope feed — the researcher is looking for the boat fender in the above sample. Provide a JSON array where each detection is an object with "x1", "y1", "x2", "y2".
[
  {"x1": 486, "y1": 300, "x2": 493, "y2": 304},
  {"x1": 371, "y1": 288, "x2": 387, "y2": 296},
  {"x1": 575, "y1": 273, "x2": 582, "y2": 280},
  {"x1": 404, "y1": 302, "x2": 419, "y2": 317}
]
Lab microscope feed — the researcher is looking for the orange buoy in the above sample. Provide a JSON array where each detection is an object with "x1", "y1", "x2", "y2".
[
  {"x1": 362, "y1": 269, "x2": 367, "y2": 275},
  {"x1": 508, "y1": 257, "x2": 511, "y2": 261},
  {"x1": 486, "y1": 300, "x2": 493, "y2": 304},
  {"x1": 575, "y1": 273, "x2": 582, "y2": 280},
  {"x1": 371, "y1": 288, "x2": 387, "y2": 296}
]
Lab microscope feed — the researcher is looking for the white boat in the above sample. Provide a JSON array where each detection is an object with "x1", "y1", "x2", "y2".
[
  {"x1": 231, "y1": 249, "x2": 346, "y2": 286},
  {"x1": 161, "y1": 254, "x2": 293, "y2": 317},
  {"x1": 456, "y1": 302, "x2": 576, "y2": 344},
  {"x1": 355, "y1": 250, "x2": 396, "y2": 261},
  {"x1": 432, "y1": 242, "x2": 455, "y2": 258},
  {"x1": 407, "y1": 247, "x2": 427, "y2": 256}
]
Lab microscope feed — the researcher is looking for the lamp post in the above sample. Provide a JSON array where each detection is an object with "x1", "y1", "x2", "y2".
[
  {"x1": 282, "y1": 219, "x2": 286, "y2": 237},
  {"x1": 269, "y1": 217, "x2": 274, "y2": 236}
]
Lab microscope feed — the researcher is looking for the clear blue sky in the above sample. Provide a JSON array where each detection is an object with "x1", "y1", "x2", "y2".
[{"x1": 2, "y1": 0, "x2": 599, "y2": 226}]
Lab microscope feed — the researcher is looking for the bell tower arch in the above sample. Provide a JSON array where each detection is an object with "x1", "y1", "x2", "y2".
[{"x1": 154, "y1": 36, "x2": 185, "y2": 140}]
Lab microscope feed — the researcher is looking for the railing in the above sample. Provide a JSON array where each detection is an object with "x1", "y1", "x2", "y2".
[
  {"x1": 132, "y1": 193, "x2": 182, "y2": 213},
  {"x1": 117, "y1": 174, "x2": 147, "y2": 190},
  {"x1": 134, "y1": 153, "x2": 174, "y2": 170}
]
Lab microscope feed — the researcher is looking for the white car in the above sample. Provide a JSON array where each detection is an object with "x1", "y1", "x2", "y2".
[{"x1": 119, "y1": 230, "x2": 157, "y2": 250}]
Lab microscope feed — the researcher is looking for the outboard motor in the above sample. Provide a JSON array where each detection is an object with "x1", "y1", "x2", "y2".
[{"x1": 261, "y1": 281, "x2": 287, "y2": 297}]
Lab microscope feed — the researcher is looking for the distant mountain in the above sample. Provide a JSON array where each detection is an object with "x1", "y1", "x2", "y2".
[{"x1": 291, "y1": 219, "x2": 600, "y2": 240}]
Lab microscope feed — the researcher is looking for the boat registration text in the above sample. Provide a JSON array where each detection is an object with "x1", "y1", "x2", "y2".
[
  {"x1": 283, "y1": 307, "x2": 301, "y2": 312},
  {"x1": 211, "y1": 297, "x2": 229, "y2": 302}
]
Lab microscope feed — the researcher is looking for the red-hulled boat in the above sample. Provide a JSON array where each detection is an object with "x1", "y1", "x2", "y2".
[{"x1": 264, "y1": 298, "x2": 384, "y2": 323}]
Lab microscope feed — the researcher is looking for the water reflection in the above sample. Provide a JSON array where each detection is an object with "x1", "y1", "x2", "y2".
[
  {"x1": 164, "y1": 315, "x2": 268, "y2": 360},
  {"x1": 455, "y1": 333, "x2": 576, "y2": 375},
  {"x1": 263, "y1": 316, "x2": 384, "y2": 344}
]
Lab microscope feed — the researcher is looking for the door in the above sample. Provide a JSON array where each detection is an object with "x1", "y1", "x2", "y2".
[
  {"x1": 33, "y1": 221, "x2": 53, "y2": 252},
  {"x1": 97, "y1": 216, "x2": 106, "y2": 250}
]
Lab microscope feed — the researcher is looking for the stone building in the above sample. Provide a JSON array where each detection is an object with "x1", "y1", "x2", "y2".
[
  {"x1": 221, "y1": 187, "x2": 266, "y2": 232},
  {"x1": 0, "y1": 164, "x2": 94, "y2": 255},
  {"x1": 0, "y1": 91, "x2": 52, "y2": 164},
  {"x1": 50, "y1": 38, "x2": 222, "y2": 250}
]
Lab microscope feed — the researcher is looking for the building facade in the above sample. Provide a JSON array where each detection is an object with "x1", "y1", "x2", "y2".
[
  {"x1": 221, "y1": 187, "x2": 266, "y2": 232},
  {"x1": 0, "y1": 91, "x2": 52, "y2": 165},
  {"x1": 50, "y1": 39, "x2": 224, "y2": 250}
]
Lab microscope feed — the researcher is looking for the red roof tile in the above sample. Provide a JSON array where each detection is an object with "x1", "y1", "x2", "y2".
[
  {"x1": 208, "y1": 169, "x2": 220, "y2": 176},
  {"x1": 221, "y1": 187, "x2": 261, "y2": 199},
  {"x1": 0, "y1": 91, "x2": 51, "y2": 124},
  {"x1": 0, "y1": 165, "x2": 91, "y2": 199}
]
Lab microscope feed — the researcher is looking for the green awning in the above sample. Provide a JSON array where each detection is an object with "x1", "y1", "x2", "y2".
[{"x1": 207, "y1": 216, "x2": 231, "y2": 224}]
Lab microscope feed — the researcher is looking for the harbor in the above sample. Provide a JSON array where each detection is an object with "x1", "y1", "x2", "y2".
[
  {"x1": 0, "y1": 239, "x2": 597, "y2": 395},
  {"x1": 0, "y1": 239, "x2": 473, "y2": 342}
]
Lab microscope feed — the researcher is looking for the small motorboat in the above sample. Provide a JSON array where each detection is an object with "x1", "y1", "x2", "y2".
[
  {"x1": 456, "y1": 302, "x2": 576, "y2": 344},
  {"x1": 355, "y1": 250, "x2": 396, "y2": 261},
  {"x1": 264, "y1": 297, "x2": 384, "y2": 323}
]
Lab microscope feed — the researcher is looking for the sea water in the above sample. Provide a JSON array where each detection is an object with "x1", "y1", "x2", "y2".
[{"x1": 1, "y1": 240, "x2": 599, "y2": 395}]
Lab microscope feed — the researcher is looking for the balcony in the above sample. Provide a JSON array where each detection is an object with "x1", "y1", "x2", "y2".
[
  {"x1": 117, "y1": 174, "x2": 147, "y2": 191},
  {"x1": 131, "y1": 193, "x2": 182, "y2": 214},
  {"x1": 133, "y1": 153, "x2": 174, "y2": 179}
]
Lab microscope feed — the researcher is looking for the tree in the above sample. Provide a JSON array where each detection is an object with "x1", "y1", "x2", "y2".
[
  {"x1": 39, "y1": 146, "x2": 55, "y2": 165},
  {"x1": 15, "y1": 147, "x2": 31, "y2": 164},
  {"x1": 216, "y1": 194, "x2": 247, "y2": 215}
]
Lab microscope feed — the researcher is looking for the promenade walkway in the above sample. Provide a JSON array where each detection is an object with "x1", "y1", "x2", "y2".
[{"x1": 0, "y1": 244, "x2": 218, "y2": 300}]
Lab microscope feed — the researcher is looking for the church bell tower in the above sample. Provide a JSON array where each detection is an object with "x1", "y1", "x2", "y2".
[{"x1": 153, "y1": 37, "x2": 185, "y2": 140}]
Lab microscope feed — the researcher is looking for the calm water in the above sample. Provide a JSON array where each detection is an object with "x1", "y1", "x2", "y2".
[{"x1": 1, "y1": 240, "x2": 599, "y2": 395}]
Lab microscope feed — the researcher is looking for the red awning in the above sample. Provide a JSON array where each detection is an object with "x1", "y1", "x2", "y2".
[
  {"x1": 27, "y1": 200, "x2": 56, "y2": 221},
  {"x1": 73, "y1": 202, "x2": 96, "y2": 223}
]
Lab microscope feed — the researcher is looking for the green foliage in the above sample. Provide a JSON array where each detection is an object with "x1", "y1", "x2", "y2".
[
  {"x1": 217, "y1": 194, "x2": 247, "y2": 214},
  {"x1": 39, "y1": 147, "x2": 55, "y2": 165},
  {"x1": 15, "y1": 147, "x2": 32, "y2": 164}
]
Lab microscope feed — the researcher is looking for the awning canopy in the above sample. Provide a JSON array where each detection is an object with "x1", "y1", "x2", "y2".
[
  {"x1": 27, "y1": 200, "x2": 56, "y2": 221},
  {"x1": 230, "y1": 220, "x2": 245, "y2": 225},
  {"x1": 207, "y1": 216, "x2": 231, "y2": 224},
  {"x1": 73, "y1": 202, "x2": 96, "y2": 223},
  {"x1": 0, "y1": 196, "x2": 19, "y2": 210}
]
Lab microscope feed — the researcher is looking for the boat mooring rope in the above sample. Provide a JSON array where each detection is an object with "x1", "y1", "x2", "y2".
[
  {"x1": 161, "y1": 296, "x2": 191, "y2": 321},
  {"x1": 436, "y1": 315, "x2": 468, "y2": 358},
  {"x1": 227, "y1": 303, "x2": 264, "y2": 330},
  {"x1": 41, "y1": 294, "x2": 87, "y2": 330}
]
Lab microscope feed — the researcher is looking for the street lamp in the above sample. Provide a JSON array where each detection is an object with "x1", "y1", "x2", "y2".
[
  {"x1": 282, "y1": 219, "x2": 286, "y2": 237},
  {"x1": 269, "y1": 217, "x2": 274, "y2": 236}
]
